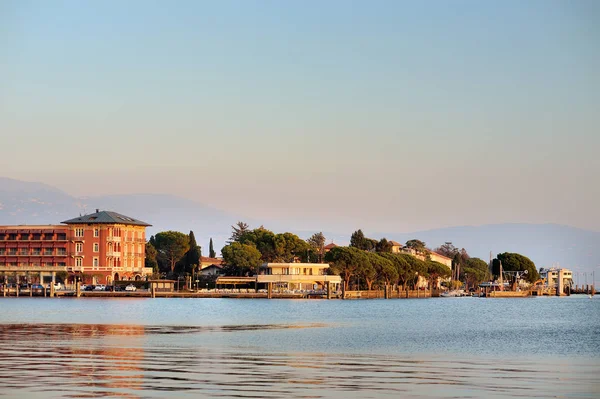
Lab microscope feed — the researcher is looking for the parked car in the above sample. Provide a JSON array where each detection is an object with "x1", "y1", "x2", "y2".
[
  {"x1": 125, "y1": 284, "x2": 137, "y2": 292},
  {"x1": 46, "y1": 282, "x2": 61, "y2": 290},
  {"x1": 84, "y1": 285, "x2": 95, "y2": 291},
  {"x1": 81, "y1": 284, "x2": 88, "y2": 290},
  {"x1": 31, "y1": 284, "x2": 44, "y2": 290},
  {"x1": 94, "y1": 284, "x2": 106, "y2": 291}
]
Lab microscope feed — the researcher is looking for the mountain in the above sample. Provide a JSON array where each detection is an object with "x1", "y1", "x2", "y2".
[
  {"x1": 0, "y1": 177, "x2": 241, "y2": 251},
  {"x1": 1, "y1": 177, "x2": 598, "y2": 277}
]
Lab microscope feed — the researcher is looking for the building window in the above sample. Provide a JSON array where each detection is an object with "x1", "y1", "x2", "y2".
[
  {"x1": 94, "y1": 228, "x2": 99, "y2": 237},
  {"x1": 32, "y1": 248, "x2": 41, "y2": 255},
  {"x1": 93, "y1": 257, "x2": 99, "y2": 267},
  {"x1": 93, "y1": 243, "x2": 99, "y2": 252},
  {"x1": 56, "y1": 248, "x2": 66, "y2": 256},
  {"x1": 19, "y1": 248, "x2": 29, "y2": 255},
  {"x1": 8, "y1": 249, "x2": 17, "y2": 255},
  {"x1": 75, "y1": 228, "x2": 84, "y2": 237},
  {"x1": 44, "y1": 249, "x2": 53, "y2": 256},
  {"x1": 0, "y1": 249, "x2": 4, "y2": 255},
  {"x1": 76, "y1": 242, "x2": 83, "y2": 252},
  {"x1": 75, "y1": 258, "x2": 83, "y2": 267},
  {"x1": 45, "y1": 262, "x2": 53, "y2": 267}
]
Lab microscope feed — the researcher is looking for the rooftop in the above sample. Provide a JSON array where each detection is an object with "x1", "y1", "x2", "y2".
[{"x1": 62, "y1": 210, "x2": 151, "y2": 226}]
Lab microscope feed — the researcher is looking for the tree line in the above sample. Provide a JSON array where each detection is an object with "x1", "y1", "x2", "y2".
[{"x1": 143, "y1": 223, "x2": 539, "y2": 287}]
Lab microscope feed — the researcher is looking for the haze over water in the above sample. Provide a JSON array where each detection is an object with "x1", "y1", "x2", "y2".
[{"x1": 0, "y1": 297, "x2": 598, "y2": 398}]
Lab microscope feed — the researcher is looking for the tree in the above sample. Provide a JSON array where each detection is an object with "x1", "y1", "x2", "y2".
[
  {"x1": 145, "y1": 242, "x2": 159, "y2": 274},
  {"x1": 350, "y1": 229, "x2": 377, "y2": 251},
  {"x1": 405, "y1": 239, "x2": 428, "y2": 255},
  {"x1": 427, "y1": 260, "x2": 451, "y2": 288},
  {"x1": 154, "y1": 231, "x2": 190, "y2": 274},
  {"x1": 367, "y1": 252, "x2": 397, "y2": 290},
  {"x1": 307, "y1": 232, "x2": 326, "y2": 262},
  {"x1": 461, "y1": 257, "x2": 490, "y2": 288},
  {"x1": 496, "y1": 252, "x2": 539, "y2": 283},
  {"x1": 375, "y1": 238, "x2": 393, "y2": 253},
  {"x1": 239, "y1": 227, "x2": 277, "y2": 262},
  {"x1": 435, "y1": 242, "x2": 458, "y2": 258},
  {"x1": 229, "y1": 221, "x2": 250, "y2": 243},
  {"x1": 379, "y1": 253, "x2": 412, "y2": 290},
  {"x1": 325, "y1": 247, "x2": 367, "y2": 297},
  {"x1": 273, "y1": 232, "x2": 311, "y2": 262},
  {"x1": 350, "y1": 229, "x2": 366, "y2": 249},
  {"x1": 209, "y1": 238, "x2": 216, "y2": 258},
  {"x1": 181, "y1": 230, "x2": 201, "y2": 275},
  {"x1": 221, "y1": 242, "x2": 262, "y2": 276}
]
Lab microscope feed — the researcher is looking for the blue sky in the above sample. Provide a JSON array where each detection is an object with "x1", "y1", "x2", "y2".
[{"x1": 1, "y1": 0, "x2": 598, "y2": 232}]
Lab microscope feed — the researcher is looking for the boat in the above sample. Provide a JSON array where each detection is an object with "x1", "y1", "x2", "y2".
[{"x1": 440, "y1": 289, "x2": 465, "y2": 297}]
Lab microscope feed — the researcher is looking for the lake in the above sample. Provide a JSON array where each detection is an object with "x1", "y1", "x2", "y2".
[{"x1": 0, "y1": 296, "x2": 598, "y2": 398}]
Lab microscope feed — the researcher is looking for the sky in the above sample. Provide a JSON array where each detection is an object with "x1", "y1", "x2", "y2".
[{"x1": 1, "y1": 0, "x2": 599, "y2": 233}]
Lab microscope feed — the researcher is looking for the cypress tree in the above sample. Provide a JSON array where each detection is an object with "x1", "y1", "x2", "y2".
[
  {"x1": 209, "y1": 238, "x2": 216, "y2": 258},
  {"x1": 184, "y1": 230, "x2": 201, "y2": 274}
]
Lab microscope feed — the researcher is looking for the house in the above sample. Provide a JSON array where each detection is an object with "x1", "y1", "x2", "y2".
[
  {"x1": 323, "y1": 242, "x2": 338, "y2": 253},
  {"x1": 429, "y1": 252, "x2": 452, "y2": 268},
  {"x1": 200, "y1": 256, "x2": 223, "y2": 270},
  {"x1": 389, "y1": 241, "x2": 403, "y2": 253},
  {"x1": 200, "y1": 264, "x2": 224, "y2": 276}
]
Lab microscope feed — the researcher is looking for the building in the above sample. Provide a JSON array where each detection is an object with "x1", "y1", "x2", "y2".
[
  {"x1": 200, "y1": 264, "x2": 224, "y2": 276},
  {"x1": 540, "y1": 267, "x2": 573, "y2": 294},
  {"x1": 200, "y1": 256, "x2": 223, "y2": 269},
  {"x1": 216, "y1": 262, "x2": 342, "y2": 293},
  {"x1": 323, "y1": 243, "x2": 338, "y2": 253},
  {"x1": 257, "y1": 263, "x2": 341, "y2": 291},
  {"x1": 0, "y1": 210, "x2": 152, "y2": 286},
  {"x1": 429, "y1": 252, "x2": 452, "y2": 268},
  {"x1": 389, "y1": 241, "x2": 403, "y2": 253}
]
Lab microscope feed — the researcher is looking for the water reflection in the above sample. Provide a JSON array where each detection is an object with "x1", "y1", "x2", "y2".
[{"x1": 0, "y1": 323, "x2": 597, "y2": 398}]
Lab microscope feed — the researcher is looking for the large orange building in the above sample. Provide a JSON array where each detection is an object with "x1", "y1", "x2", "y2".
[{"x1": 0, "y1": 210, "x2": 151, "y2": 285}]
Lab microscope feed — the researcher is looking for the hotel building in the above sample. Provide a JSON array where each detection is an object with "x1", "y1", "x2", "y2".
[{"x1": 0, "y1": 210, "x2": 151, "y2": 285}]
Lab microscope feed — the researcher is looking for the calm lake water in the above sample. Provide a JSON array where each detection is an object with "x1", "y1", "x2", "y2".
[{"x1": 0, "y1": 296, "x2": 598, "y2": 398}]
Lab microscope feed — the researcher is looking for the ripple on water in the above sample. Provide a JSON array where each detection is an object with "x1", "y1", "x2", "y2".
[{"x1": 0, "y1": 322, "x2": 598, "y2": 399}]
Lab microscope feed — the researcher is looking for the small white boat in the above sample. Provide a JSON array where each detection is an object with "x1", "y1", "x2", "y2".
[{"x1": 440, "y1": 290, "x2": 465, "y2": 297}]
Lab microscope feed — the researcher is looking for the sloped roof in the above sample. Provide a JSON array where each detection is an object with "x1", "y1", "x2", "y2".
[
  {"x1": 201, "y1": 257, "x2": 223, "y2": 264},
  {"x1": 62, "y1": 210, "x2": 151, "y2": 226},
  {"x1": 389, "y1": 241, "x2": 403, "y2": 246},
  {"x1": 324, "y1": 243, "x2": 338, "y2": 249}
]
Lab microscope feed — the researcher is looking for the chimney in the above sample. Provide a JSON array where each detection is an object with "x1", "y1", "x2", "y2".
[{"x1": 96, "y1": 209, "x2": 99, "y2": 213}]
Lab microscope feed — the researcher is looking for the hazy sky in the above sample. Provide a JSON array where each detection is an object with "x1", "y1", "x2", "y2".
[{"x1": 1, "y1": 0, "x2": 599, "y2": 233}]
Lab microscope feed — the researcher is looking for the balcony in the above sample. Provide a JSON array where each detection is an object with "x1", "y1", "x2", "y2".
[
  {"x1": 106, "y1": 251, "x2": 121, "y2": 257},
  {"x1": 106, "y1": 236, "x2": 121, "y2": 242}
]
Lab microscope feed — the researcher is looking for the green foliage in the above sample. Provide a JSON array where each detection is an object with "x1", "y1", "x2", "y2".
[
  {"x1": 221, "y1": 242, "x2": 262, "y2": 276},
  {"x1": 180, "y1": 230, "x2": 201, "y2": 275},
  {"x1": 229, "y1": 221, "x2": 250, "y2": 243},
  {"x1": 427, "y1": 260, "x2": 451, "y2": 286},
  {"x1": 367, "y1": 252, "x2": 397, "y2": 286},
  {"x1": 375, "y1": 238, "x2": 393, "y2": 253},
  {"x1": 145, "y1": 242, "x2": 158, "y2": 271},
  {"x1": 496, "y1": 252, "x2": 539, "y2": 282},
  {"x1": 273, "y1": 232, "x2": 311, "y2": 262},
  {"x1": 325, "y1": 246, "x2": 366, "y2": 292},
  {"x1": 349, "y1": 229, "x2": 377, "y2": 251},
  {"x1": 209, "y1": 238, "x2": 216, "y2": 258},
  {"x1": 405, "y1": 239, "x2": 428, "y2": 255},
  {"x1": 154, "y1": 231, "x2": 190, "y2": 273},
  {"x1": 460, "y1": 257, "x2": 490, "y2": 287},
  {"x1": 307, "y1": 232, "x2": 326, "y2": 262},
  {"x1": 378, "y1": 253, "x2": 412, "y2": 289},
  {"x1": 240, "y1": 227, "x2": 277, "y2": 262}
]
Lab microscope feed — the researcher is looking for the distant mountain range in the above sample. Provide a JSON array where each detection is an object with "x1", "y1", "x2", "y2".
[{"x1": 1, "y1": 177, "x2": 598, "y2": 277}]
